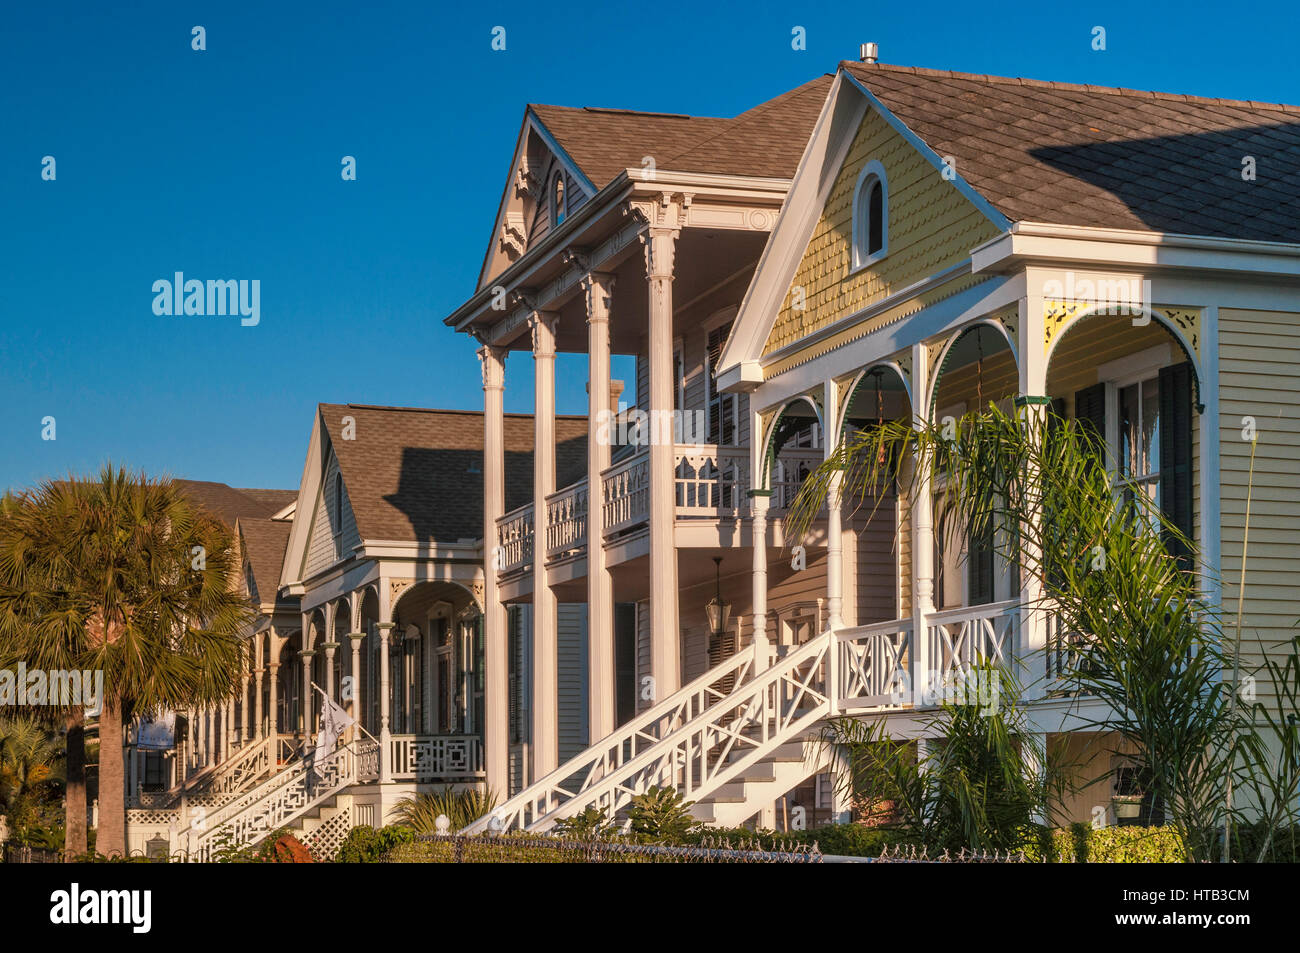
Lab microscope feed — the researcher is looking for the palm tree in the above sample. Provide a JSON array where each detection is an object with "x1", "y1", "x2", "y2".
[
  {"x1": 787, "y1": 404, "x2": 1255, "y2": 860},
  {"x1": 0, "y1": 466, "x2": 253, "y2": 857}
]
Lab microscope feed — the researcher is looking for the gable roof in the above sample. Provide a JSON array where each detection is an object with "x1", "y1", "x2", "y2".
[
  {"x1": 529, "y1": 74, "x2": 835, "y2": 187},
  {"x1": 174, "y1": 479, "x2": 296, "y2": 525},
  {"x1": 238, "y1": 517, "x2": 292, "y2": 606},
  {"x1": 318, "y1": 404, "x2": 588, "y2": 546},
  {"x1": 843, "y1": 61, "x2": 1300, "y2": 242}
]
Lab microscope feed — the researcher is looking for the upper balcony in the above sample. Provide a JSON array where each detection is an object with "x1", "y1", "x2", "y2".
[{"x1": 494, "y1": 443, "x2": 823, "y2": 577}]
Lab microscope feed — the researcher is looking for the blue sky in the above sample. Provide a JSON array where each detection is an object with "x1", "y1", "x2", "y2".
[{"x1": 3, "y1": 0, "x2": 1298, "y2": 493}]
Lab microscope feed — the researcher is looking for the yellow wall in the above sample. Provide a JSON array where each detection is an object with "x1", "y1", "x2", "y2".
[
  {"x1": 1219, "y1": 308, "x2": 1300, "y2": 702},
  {"x1": 764, "y1": 107, "x2": 1001, "y2": 357}
]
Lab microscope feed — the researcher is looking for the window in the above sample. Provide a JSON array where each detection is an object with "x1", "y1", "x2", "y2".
[
  {"x1": 332, "y1": 473, "x2": 345, "y2": 554},
  {"x1": 550, "y1": 171, "x2": 566, "y2": 227},
  {"x1": 851, "y1": 160, "x2": 888, "y2": 269},
  {"x1": 1118, "y1": 376, "x2": 1162, "y2": 529},
  {"x1": 706, "y1": 323, "x2": 738, "y2": 445}
]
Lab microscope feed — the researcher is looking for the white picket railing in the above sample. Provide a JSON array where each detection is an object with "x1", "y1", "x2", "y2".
[
  {"x1": 461, "y1": 644, "x2": 764, "y2": 833},
  {"x1": 925, "y1": 599, "x2": 1020, "y2": 685},
  {"x1": 388, "y1": 734, "x2": 485, "y2": 781},
  {"x1": 835, "y1": 618, "x2": 914, "y2": 711},
  {"x1": 602, "y1": 453, "x2": 650, "y2": 534},
  {"x1": 462, "y1": 633, "x2": 837, "y2": 835},
  {"x1": 496, "y1": 503, "x2": 534, "y2": 575},
  {"x1": 182, "y1": 738, "x2": 378, "y2": 861},
  {"x1": 545, "y1": 483, "x2": 587, "y2": 559},
  {"x1": 674, "y1": 445, "x2": 747, "y2": 517}
]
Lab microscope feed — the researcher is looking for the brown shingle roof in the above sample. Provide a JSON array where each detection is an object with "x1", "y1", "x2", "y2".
[
  {"x1": 174, "y1": 480, "x2": 296, "y2": 525},
  {"x1": 318, "y1": 404, "x2": 587, "y2": 545},
  {"x1": 238, "y1": 517, "x2": 292, "y2": 606},
  {"x1": 529, "y1": 75, "x2": 833, "y2": 186},
  {"x1": 844, "y1": 61, "x2": 1300, "y2": 242}
]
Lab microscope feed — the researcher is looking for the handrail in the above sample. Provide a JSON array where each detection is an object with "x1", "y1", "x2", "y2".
[
  {"x1": 464, "y1": 632, "x2": 835, "y2": 834},
  {"x1": 461, "y1": 642, "x2": 763, "y2": 833},
  {"x1": 924, "y1": 597, "x2": 1020, "y2": 625}
]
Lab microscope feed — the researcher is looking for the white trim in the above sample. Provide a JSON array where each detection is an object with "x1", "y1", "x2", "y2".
[
  {"x1": 1095, "y1": 342, "x2": 1174, "y2": 386},
  {"x1": 850, "y1": 159, "x2": 889, "y2": 271},
  {"x1": 1199, "y1": 305, "x2": 1222, "y2": 612}
]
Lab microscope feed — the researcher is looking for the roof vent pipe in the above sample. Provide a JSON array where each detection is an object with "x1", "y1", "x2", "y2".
[{"x1": 860, "y1": 42, "x2": 879, "y2": 64}]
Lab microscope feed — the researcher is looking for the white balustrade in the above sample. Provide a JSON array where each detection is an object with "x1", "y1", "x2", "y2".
[
  {"x1": 387, "y1": 734, "x2": 485, "y2": 781},
  {"x1": 602, "y1": 453, "x2": 649, "y2": 534},
  {"x1": 674, "y1": 445, "x2": 748, "y2": 517},
  {"x1": 495, "y1": 503, "x2": 534, "y2": 575},
  {"x1": 545, "y1": 483, "x2": 587, "y2": 558},
  {"x1": 925, "y1": 599, "x2": 1021, "y2": 687},
  {"x1": 835, "y1": 618, "x2": 914, "y2": 711}
]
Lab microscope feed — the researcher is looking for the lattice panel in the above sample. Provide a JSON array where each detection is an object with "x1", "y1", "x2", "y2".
[{"x1": 302, "y1": 806, "x2": 353, "y2": 862}]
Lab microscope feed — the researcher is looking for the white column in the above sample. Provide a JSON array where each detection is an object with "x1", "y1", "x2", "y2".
[
  {"x1": 322, "y1": 642, "x2": 338, "y2": 701},
  {"x1": 529, "y1": 311, "x2": 560, "y2": 778},
  {"x1": 348, "y1": 632, "x2": 364, "y2": 726},
  {"x1": 583, "y1": 272, "x2": 617, "y2": 741},
  {"x1": 750, "y1": 490, "x2": 772, "y2": 669},
  {"x1": 644, "y1": 202, "x2": 683, "y2": 703},
  {"x1": 910, "y1": 341, "x2": 935, "y2": 706},
  {"x1": 267, "y1": 663, "x2": 279, "y2": 737},
  {"x1": 203, "y1": 707, "x2": 213, "y2": 766},
  {"x1": 479, "y1": 344, "x2": 510, "y2": 795},
  {"x1": 377, "y1": 622, "x2": 394, "y2": 782},
  {"x1": 824, "y1": 378, "x2": 844, "y2": 632},
  {"x1": 253, "y1": 655, "x2": 264, "y2": 741},
  {"x1": 240, "y1": 667, "x2": 251, "y2": 745},
  {"x1": 1016, "y1": 295, "x2": 1049, "y2": 700},
  {"x1": 300, "y1": 651, "x2": 315, "y2": 735}
]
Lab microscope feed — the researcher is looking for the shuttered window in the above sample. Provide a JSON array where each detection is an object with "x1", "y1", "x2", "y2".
[
  {"x1": 707, "y1": 324, "x2": 737, "y2": 446},
  {"x1": 1158, "y1": 361, "x2": 1195, "y2": 568}
]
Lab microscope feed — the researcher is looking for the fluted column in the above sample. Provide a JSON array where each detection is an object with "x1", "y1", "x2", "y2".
[
  {"x1": 478, "y1": 344, "x2": 509, "y2": 795},
  {"x1": 347, "y1": 631, "x2": 364, "y2": 725},
  {"x1": 750, "y1": 490, "x2": 772, "y2": 668},
  {"x1": 322, "y1": 642, "x2": 338, "y2": 701},
  {"x1": 644, "y1": 199, "x2": 684, "y2": 703},
  {"x1": 910, "y1": 341, "x2": 935, "y2": 705},
  {"x1": 377, "y1": 622, "x2": 394, "y2": 782},
  {"x1": 529, "y1": 311, "x2": 560, "y2": 778},
  {"x1": 300, "y1": 650, "x2": 315, "y2": 734},
  {"x1": 583, "y1": 272, "x2": 616, "y2": 740},
  {"x1": 824, "y1": 378, "x2": 844, "y2": 632}
]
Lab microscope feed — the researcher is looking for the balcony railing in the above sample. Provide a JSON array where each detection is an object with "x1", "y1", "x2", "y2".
[
  {"x1": 492, "y1": 445, "x2": 830, "y2": 576},
  {"x1": 386, "y1": 734, "x2": 485, "y2": 782},
  {"x1": 545, "y1": 483, "x2": 587, "y2": 559},
  {"x1": 925, "y1": 598, "x2": 1020, "y2": 686}
]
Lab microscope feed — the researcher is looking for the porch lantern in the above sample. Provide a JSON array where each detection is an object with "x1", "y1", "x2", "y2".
[{"x1": 705, "y1": 557, "x2": 731, "y2": 637}]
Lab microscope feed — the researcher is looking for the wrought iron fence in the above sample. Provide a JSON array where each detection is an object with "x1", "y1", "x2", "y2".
[{"x1": 389, "y1": 833, "x2": 824, "y2": 863}]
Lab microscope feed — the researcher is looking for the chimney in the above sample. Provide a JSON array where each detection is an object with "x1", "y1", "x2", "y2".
[
  {"x1": 609, "y1": 380, "x2": 625, "y2": 417},
  {"x1": 860, "y1": 42, "x2": 879, "y2": 64}
]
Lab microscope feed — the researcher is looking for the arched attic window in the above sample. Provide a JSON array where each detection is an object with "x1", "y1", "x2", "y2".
[
  {"x1": 851, "y1": 159, "x2": 888, "y2": 270},
  {"x1": 550, "y1": 171, "x2": 567, "y2": 228}
]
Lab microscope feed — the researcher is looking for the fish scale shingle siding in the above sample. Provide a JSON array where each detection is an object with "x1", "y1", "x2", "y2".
[{"x1": 764, "y1": 106, "x2": 1001, "y2": 356}]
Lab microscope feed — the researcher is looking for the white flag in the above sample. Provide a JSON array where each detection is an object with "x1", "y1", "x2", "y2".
[{"x1": 313, "y1": 692, "x2": 356, "y2": 767}]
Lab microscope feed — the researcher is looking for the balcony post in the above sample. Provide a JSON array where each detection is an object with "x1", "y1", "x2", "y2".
[
  {"x1": 300, "y1": 650, "x2": 315, "y2": 737},
  {"x1": 1016, "y1": 295, "x2": 1050, "y2": 700},
  {"x1": 478, "y1": 343, "x2": 510, "y2": 795},
  {"x1": 239, "y1": 649, "x2": 251, "y2": 745},
  {"x1": 643, "y1": 196, "x2": 684, "y2": 703},
  {"x1": 253, "y1": 655, "x2": 264, "y2": 741},
  {"x1": 267, "y1": 663, "x2": 280, "y2": 757},
  {"x1": 824, "y1": 378, "x2": 845, "y2": 632},
  {"x1": 347, "y1": 631, "x2": 365, "y2": 733},
  {"x1": 529, "y1": 311, "x2": 560, "y2": 778},
  {"x1": 910, "y1": 341, "x2": 935, "y2": 706},
  {"x1": 582, "y1": 272, "x2": 617, "y2": 741},
  {"x1": 376, "y1": 622, "x2": 395, "y2": 783},
  {"x1": 749, "y1": 490, "x2": 772, "y2": 669}
]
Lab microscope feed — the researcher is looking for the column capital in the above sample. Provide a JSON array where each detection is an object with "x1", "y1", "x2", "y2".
[
  {"x1": 345, "y1": 630, "x2": 366, "y2": 644},
  {"x1": 267, "y1": 661, "x2": 280, "y2": 673},
  {"x1": 299, "y1": 649, "x2": 316, "y2": 661},
  {"x1": 319, "y1": 641, "x2": 339, "y2": 655},
  {"x1": 477, "y1": 344, "x2": 506, "y2": 390},
  {"x1": 579, "y1": 271, "x2": 616, "y2": 322},
  {"x1": 528, "y1": 311, "x2": 559, "y2": 357}
]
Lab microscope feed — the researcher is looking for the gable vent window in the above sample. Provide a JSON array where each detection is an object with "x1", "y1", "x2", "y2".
[
  {"x1": 332, "y1": 474, "x2": 345, "y2": 555},
  {"x1": 550, "y1": 171, "x2": 566, "y2": 228},
  {"x1": 851, "y1": 160, "x2": 888, "y2": 270}
]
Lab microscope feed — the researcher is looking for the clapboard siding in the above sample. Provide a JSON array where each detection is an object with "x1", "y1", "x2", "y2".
[
  {"x1": 855, "y1": 490, "x2": 900, "y2": 623},
  {"x1": 1220, "y1": 309, "x2": 1300, "y2": 701},
  {"x1": 304, "y1": 451, "x2": 360, "y2": 579},
  {"x1": 557, "y1": 603, "x2": 590, "y2": 761}
]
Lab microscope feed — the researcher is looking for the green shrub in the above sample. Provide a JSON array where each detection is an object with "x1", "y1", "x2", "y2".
[
  {"x1": 552, "y1": 806, "x2": 613, "y2": 840},
  {"x1": 336, "y1": 824, "x2": 414, "y2": 863},
  {"x1": 625, "y1": 786, "x2": 697, "y2": 845},
  {"x1": 393, "y1": 786, "x2": 497, "y2": 833},
  {"x1": 1038, "y1": 824, "x2": 1187, "y2": 863}
]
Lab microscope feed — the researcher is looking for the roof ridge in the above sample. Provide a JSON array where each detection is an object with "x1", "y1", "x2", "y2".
[
  {"x1": 529, "y1": 102, "x2": 725, "y2": 121},
  {"x1": 842, "y1": 60, "x2": 1300, "y2": 113}
]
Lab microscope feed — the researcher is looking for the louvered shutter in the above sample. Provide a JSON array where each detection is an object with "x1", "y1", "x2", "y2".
[
  {"x1": 1158, "y1": 362, "x2": 1195, "y2": 569},
  {"x1": 707, "y1": 323, "x2": 735, "y2": 445},
  {"x1": 1073, "y1": 383, "x2": 1107, "y2": 454}
]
